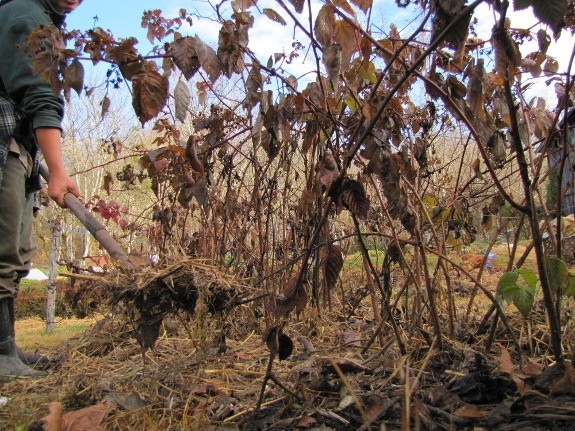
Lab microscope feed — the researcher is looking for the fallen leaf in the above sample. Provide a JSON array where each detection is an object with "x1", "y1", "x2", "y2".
[
  {"x1": 499, "y1": 346, "x2": 515, "y2": 375},
  {"x1": 550, "y1": 362, "x2": 575, "y2": 395},
  {"x1": 454, "y1": 405, "x2": 486, "y2": 419},
  {"x1": 62, "y1": 402, "x2": 114, "y2": 431},
  {"x1": 41, "y1": 402, "x2": 64, "y2": 431}
]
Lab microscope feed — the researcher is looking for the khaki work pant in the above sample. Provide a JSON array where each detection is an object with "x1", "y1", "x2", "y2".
[{"x1": 0, "y1": 140, "x2": 36, "y2": 299}]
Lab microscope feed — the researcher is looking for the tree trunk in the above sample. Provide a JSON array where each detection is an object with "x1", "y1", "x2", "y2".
[{"x1": 46, "y1": 218, "x2": 62, "y2": 333}]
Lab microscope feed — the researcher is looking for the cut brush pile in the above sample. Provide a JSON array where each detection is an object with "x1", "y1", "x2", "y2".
[{"x1": 1, "y1": 259, "x2": 575, "y2": 430}]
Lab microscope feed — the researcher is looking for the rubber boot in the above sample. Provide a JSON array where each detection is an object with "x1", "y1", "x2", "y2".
[
  {"x1": 0, "y1": 298, "x2": 47, "y2": 383},
  {"x1": 6, "y1": 298, "x2": 49, "y2": 366}
]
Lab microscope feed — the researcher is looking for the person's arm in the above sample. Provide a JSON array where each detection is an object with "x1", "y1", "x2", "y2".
[{"x1": 35, "y1": 127, "x2": 80, "y2": 207}]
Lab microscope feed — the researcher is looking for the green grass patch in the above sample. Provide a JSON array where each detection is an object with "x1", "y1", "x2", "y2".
[{"x1": 15, "y1": 317, "x2": 96, "y2": 351}]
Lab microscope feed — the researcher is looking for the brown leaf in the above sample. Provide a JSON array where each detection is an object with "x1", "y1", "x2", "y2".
[
  {"x1": 174, "y1": 79, "x2": 191, "y2": 123},
  {"x1": 499, "y1": 346, "x2": 515, "y2": 375},
  {"x1": 550, "y1": 362, "x2": 575, "y2": 395},
  {"x1": 314, "y1": 5, "x2": 336, "y2": 49},
  {"x1": 185, "y1": 136, "x2": 204, "y2": 174},
  {"x1": 244, "y1": 65, "x2": 263, "y2": 110},
  {"x1": 63, "y1": 59, "x2": 84, "y2": 96},
  {"x1": 231, "y1": 0, "x2": 257, "y2": 12},
  {"x1": 276, "y1": 277, "x2": 308, "y2": 317},
  {"x1": 341, "y1": 178, "x2": 370, "y2": 219},
  {"x1": 521, "y1": 360, "x2": 542, "y2": 377},
  {"x1": 100, "y1": 96, "x2": 111, "y2": 120},
  {"x1": 263, "y1": 326, "x2": 294, "y2": 360},
  {"x1": 39, "y1": 401, "x2": 114, "y2": 431},
  {"x1": 323, "y1": 42, "x2": 342, "y2": 89},
  {"x1": 218, "y1": 18, "x2": 250, "y2": 78},
  {"x1": 62, "y1": 402, "x2": 114, "y2": 430},
  {"x1": 132, "y1": 63, "x2": 169, "y2": 125},
  {"x1": 320, "y1": 244, "x2": 344, "y2": 290},
  {"x1": 333, "y1": 19, "x2": 358, "y2": 68},
  {"x1": 287, "y1": 0, "x2": 304, "y2": 13},
  {"x1": 454, "y1": 405, "x2": 486, "y2": 419},
  {"x1": 349, "y1": 0, "x2": 373, "y2": 13},
  {"x1": 41, "y1": 402, "x2": 63, "y2": 431},
  {"x1": 466, "y1": 59, "x2": 486, "y2": 123},
  {"x1": 170, "y1": 37, "x2": 201, "y2": 80},
  {"x1": 332, "y1": 0, "x2": 356, "y2": 17},
  {"x1": 103, "y1": 172, "x2": 114, "y2": 196},
  {"x1": 492, "y1": 26, "x2": 521, "y2": 76},
  {"x1": 263, "y1": 8, "x2": 287, "y2": 25},
  {"x1": 192, "y1": 37, "x2": 222, "y2": 83}
]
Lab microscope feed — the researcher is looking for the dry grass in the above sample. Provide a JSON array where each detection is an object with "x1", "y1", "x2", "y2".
[
  {"x1": 1, "y1": 249, "x2": 574, "y2": 431},
  {"x1": 15, "y1": 317, "x2": 97, "y2": 351}
]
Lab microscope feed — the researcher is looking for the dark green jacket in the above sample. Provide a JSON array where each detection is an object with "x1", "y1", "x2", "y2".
[
  {"x1": 0, "y1": 0, "x2": 67, "y2": 188},
  {"x1": 0, "y1": 0, "x2": 66, "y2": 136}
]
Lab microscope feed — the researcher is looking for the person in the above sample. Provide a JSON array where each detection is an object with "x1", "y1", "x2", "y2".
[{"x1": 0, "y1": 0, "x2": 82, "y2": 381}]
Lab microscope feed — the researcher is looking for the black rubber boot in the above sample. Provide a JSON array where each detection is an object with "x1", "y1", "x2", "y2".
[
  {"x1": 0, "y1": 298, "x2": 47, "y2": 383},
  {"x1": 6, "y1": 297, "x2": 49, "y2": 366}
]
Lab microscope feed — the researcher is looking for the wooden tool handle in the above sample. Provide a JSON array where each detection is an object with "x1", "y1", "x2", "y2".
[{"x1": 39, "y1": 164, "x2": 134, "y2": 268}]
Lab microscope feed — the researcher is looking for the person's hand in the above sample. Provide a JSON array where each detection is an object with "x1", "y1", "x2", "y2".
[{"x1": 46, "y1": 169, "x2": 80, "y2": 208}]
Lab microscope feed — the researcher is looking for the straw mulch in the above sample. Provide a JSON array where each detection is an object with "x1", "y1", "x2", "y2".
[{"x1": 1, "y1": 259, "x2": 575, "y2": 430}]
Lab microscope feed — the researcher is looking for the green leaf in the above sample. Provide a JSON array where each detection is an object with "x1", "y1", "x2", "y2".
[
  {"x1": 497, "y1": 270, "x2": 536, "y2": 317},
  {"x1": 513, "y1": 0, "x2": 567, "y2": 36},
  {"x1": 546, "y1": 256, "x2": 569, "y2": 293},
  {"x1": 497, "y1": 271, "x2": 519, "y2": 303},
  {"x1": 514, "y1": 285, "x2": 535, "y2": 317},
  {"x1": 566, "y1": 272, "x2": 575, "y2": 297},
  {"x1": 517, "y1": 269, "x2": 538, "y2": 292}
]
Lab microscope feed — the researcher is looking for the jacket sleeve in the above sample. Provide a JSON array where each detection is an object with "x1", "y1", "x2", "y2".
[{"x1": 0, "y1": 17, "x2": 64, "y2": 130}]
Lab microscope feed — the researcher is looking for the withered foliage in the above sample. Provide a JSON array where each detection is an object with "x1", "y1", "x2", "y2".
[{"x1": 25, "y1": 0, "x2": 575, "y2": 412}]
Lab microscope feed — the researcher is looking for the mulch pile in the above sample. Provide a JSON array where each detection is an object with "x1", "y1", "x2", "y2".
[{"x1": 1, "y1": 258, "x2": 574, "y2": 430}]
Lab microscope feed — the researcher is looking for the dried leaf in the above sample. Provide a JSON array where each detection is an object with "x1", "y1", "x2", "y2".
[
  {"x1": 39, "y1": 401, "x2": 114, "y2": 431},
  {"x1": 174, "y1": 79, "x2": 191, "y2": 123},
  {"x1": 341, "y1": 178, "x2": 370, "y2": 219},
  {"x1": 276, "y1": 277, "x2": 308, "y2": 317},
  {"x1": 314, "y1": 5, "x2": 336, "y2": 49},
  {"x1": 196, "y1": 82, "x2": 208, "y2": 106},
  {"x1": 41, "y1": 402, "x2": 63, "y2": 431},
  {"x1": 544, "y1": 57, "x2": 559, "y2": 76},
  {"x1": 170, "y1": 37, "x2": 201, "y2": 80},
  {"x1": 349, "y1": 0, "x2": 373, "y2": 13},
  {"x1": 63, "y1": 59, "x2": 84, "y2": 96},
  {"x1": 323, "y1": 43, "x2": 342, "y2": 89},
  {"x1": 514, "y1": 0, "x2": 567, "y2": 37},
  {"x1": 320, "y1": 244, "x2": 344, "y2": 290},
  {"x1": 263, "y1": 326, "x2": 294, "y2": 360},
  {"x1": 192, "y1": 36, "x2": 222, "y2": 83},
  {"x1": 454, "y1": 405, "x2": 486, "y2": 419},
  {"x1": 103, "y1": 171, "x2": 114, "y2": 195},
  {"x1": 100, "y1": 96, "x2": 111, "y2": 120},
  {"x1": 492, "y1": 26, "x2": 522, "y2": 76},
  {"x1": 550, "y1": 362, "x2": 575, "y2": 395},
  {"x1": 333, "y1": 19, "x2": 358, "y2": 68},
  {"x1": 466, "y1": 59, "x2": 486, "y2": 123},
  {"x1": 537, "y1": 29, "x2": 551, "y2": 55},
  {"x1": 218, "y1": 18, "x2": 250, "y2": 78},
  {"x1": 263, "y1": 8, "x2": 287, "y2": 25},
  {"x1": 231, "y1": 0, "x2": 257, "y2": 12},
  {"x1": 244, "y1": 65, "x2": 263, "y2": 110},
  {"x1": 132, "y1": 63, "x2": 169, "y2": 125},
  {"x1": 332, "y1": 0, "x2": 356, "y2": 17},
  {"x1": 62, "y1": 402, "x2": 114, "y2": 430},
  {"x1": 499, "y1": 346, "x2": 515, "y2": 375},
  {"x1": 287, "y1": 0, "x2": 304, "y2": 13},
  {"x1": 185, "y1": 136, "x2": 204, "y2": 173}
]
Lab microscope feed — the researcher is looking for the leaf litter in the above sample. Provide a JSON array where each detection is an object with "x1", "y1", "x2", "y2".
[{"x1": 0, "y1": 257, "x2": 574, "y2": 430}]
